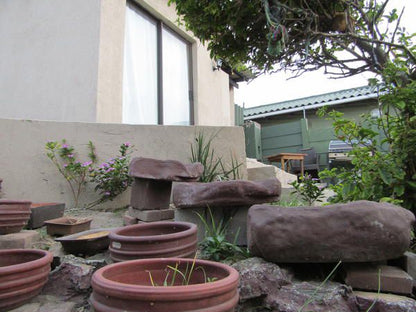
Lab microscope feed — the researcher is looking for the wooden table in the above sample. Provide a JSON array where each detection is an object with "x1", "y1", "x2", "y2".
[{"x1": 266, "y1": 153, "x2": 307, "y2": 176}]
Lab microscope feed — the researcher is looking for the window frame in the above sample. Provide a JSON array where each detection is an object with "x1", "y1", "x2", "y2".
[{"x1": 125, "y1": 1, "x2": 194, "y2": 125}]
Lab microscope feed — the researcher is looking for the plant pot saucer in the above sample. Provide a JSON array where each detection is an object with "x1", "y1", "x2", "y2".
[
  {"x1": 55, "y1": 228, "x2": 115, "y2": 256},
  {"x1": 44, "y1": 216, "x2": 92, "y2": 236}
]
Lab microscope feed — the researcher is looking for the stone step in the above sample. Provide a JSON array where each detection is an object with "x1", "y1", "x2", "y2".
[{"x1": 345, "y1": 264, "x2": 413, "y2": 295}]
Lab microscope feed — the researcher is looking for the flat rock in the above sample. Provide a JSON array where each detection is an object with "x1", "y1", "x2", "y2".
[
  {"x1": 0, "y1": 230, "x2": 40, "y2": 249},
  {"x1": 345, "y1": 265, "x2": 413, "y2": 295},
  {"x1": 354, "y1": 291, "x2": 416, "y2": 312},
  {"x1": 248, "y1": 200, "x2": 415, "y2": 263},
  {"x1": 128, "y1": 157, "x2": 203, "y2": 181},
  {"x1": 173, "y1": 178, "x2": 281, "y2": 208}
]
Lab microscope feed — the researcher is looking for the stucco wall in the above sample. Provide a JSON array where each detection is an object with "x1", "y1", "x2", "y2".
[
  {"x1": 0, "y1": 0, "x2": 101, "y2": 122},
  {"x1": 0, "y1": 119, "x2": 246, "y2": 209},
  {"x1": 0, "y1": 0, "x2": 234, "y2": 126}
]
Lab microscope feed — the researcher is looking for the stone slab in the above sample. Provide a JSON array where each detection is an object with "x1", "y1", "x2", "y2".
[
  {"x1": 28, "y1": 203, "x2": 65, "y2": 229},
  {"x1": 0, "y1": 230, "x2": 40, "y2": 249},
  {"x1": 173, "y1": 178, "x2": 281, "y2": 209},
  {"x1": 395, "y1": 251, "x2": 416, "y2": 281},
  {"x1": 345, "y1": 265, "x2": 413, "y2": 295},
  {"x1": 248, "y1": 200, "x2": 415, "y2": 263},
  {"x1": 130, "y1": 179, "x2": 172, "y2": 210},
  {"x1": 128, "y1": 206, "x2": 175, "y2": 222},
  {"x1": 354, "y1": 291, "x2": 416, "y2": 312},
  {"x1": 129, "y1": 157, "x2": 203, "y2": 181}
]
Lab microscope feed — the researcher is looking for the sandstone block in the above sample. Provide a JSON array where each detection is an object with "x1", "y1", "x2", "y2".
[
  {"x1": 128, "y1": 206, "x2": 175, "y2": 222},
  {"x1": 345, "y1": 265, "x2": 413, "y2": 295},
  {"x1": 129, "y1": 157, "x2": 203, "y2": 181},
  {"x1": 248, "y1": 200, "x2": 415, "y2": 263},
  {"x1": 0, "y1": 230, "x2": 40, "y2": 249},
  {"x1": 123, "y1": 212, "x2": 137, "y2": 226},
  {"x1": 173, "y1": 178, "x2": 281, "y2": 209},
  {"x1": 354, "y1": 291, "x2": 416, "y2": 312},
  {"x1": 130, "y1": 179, "x2": 172, "y2": 210}
]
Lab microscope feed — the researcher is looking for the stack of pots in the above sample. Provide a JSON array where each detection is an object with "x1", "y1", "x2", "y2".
[
  {"x1": 90, "y1": 220, "x2": 240, "y2": 311},
  {"x1": 0, "y1": 200, "x2": 32, "y2": 235}
]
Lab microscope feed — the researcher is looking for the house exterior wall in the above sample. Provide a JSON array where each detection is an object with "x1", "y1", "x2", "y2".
[
  {"x1": 0, "y1": 0, "x2": 101, "y2": 122},
  {"x1": 0, "y1": 118, "x2": 246, "y2": 209},
  {"x1": 0, "y1": 0, "x2": 234, "y2": 126},
  {"x1": 252, "y1": 100, "x2": 378, "y2": 168}
]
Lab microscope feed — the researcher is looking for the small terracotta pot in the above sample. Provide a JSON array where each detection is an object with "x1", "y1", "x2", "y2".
[
  {"x1": 109, "y1": 221, "x2": 197, "y2": 262},
  {"x1": 90, "y1": 257, "x2": 239, "y2": 312},
  {"x1": 0, "y1": 249, "x2": 53, "y2": 311},
  {"x1": 0, "y1": 200, "x2": 32, "y2": 234}
]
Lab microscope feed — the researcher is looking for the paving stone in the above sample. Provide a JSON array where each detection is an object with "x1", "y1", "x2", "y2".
[
  {"x1": 354, "y1": 291, "x2": 416, "y2": 312},
  {"x1": 38, "y1": 301, "x2": 76, "y2": 312},
  {"x1": 28, "y1": 203, "x2": 65, "y2": 229},
  {"x1": 130, "y1": 179, "x2": 172, "y2": 210},
  {"x1": 0, "y1": 230, "x2": 40, "y2": 249},
  {"x1": 123, "y1": 212, "x2": 137, "y2": 226},
  {"x1": 128, "y1": 206, "x2": 175, "y2": 222},
  {"x1": 345, "y1": 265, "x2": 413, "y2": 295},
  {"x1": 9, "y1": 302, "x2": 41, "y2": 312}
]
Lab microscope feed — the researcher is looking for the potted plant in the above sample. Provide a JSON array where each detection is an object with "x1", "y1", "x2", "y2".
[{"x1": 90, "y1": 257, "x2": 239, "y2": 312}]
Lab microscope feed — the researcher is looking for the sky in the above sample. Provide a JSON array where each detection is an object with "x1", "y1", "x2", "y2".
[{"x1": 235, "y1": 0, "x2": 416, "y2": 108}]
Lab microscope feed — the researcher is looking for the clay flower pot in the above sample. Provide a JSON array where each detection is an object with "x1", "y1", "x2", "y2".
[
  {"x1": 90, "y1": 257, "x2": 239, "y2": 312},
  {"x1": 0, "y1": 249, "x2": 53, "y2": 311},
  {"x1": 44, "y1": 216, "x2": 92, "y2": 236},
  {"x1": 0, "y1": 200, "x2": 32, "y2": 234},
  {"x1": 109, "y1": 221, "x2": 197, "y2": 262}
]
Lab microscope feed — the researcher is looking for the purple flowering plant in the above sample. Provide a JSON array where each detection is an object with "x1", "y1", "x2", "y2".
[
  {"x1": 88, "y1": 142, "x2": 133, "y2": 207},
  {"x1": 45, "y1": 140, "x2": 97, "y2": 208},
  {"x1": 290, "y1": 174, "x2": 325, "y2": 206}
]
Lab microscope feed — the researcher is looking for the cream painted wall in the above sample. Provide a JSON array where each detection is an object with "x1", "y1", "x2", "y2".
[
  {"x1": 0, "y1": 118, "x2": 246, "y2": 209},
  {"x1": 0, "y1": 0, "x2": 235, "y2": 126},
  {"x1": 0, "y1": 0, "x2": 101, "y2": 122}
]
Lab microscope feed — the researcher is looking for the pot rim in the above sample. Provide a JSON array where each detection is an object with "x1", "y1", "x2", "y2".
[
  {"x1": 0, "y1": 249, "x2": 53, "y2": 275},
  {"x1": 109, "y1": 221, "x2": 197, "y2": 242},
  {"x1": 0, "y1": 200, "x2": 32, "y2": 205},
  {"x1": 92, "y1": 257, "x2": 239, "y2": 300}
]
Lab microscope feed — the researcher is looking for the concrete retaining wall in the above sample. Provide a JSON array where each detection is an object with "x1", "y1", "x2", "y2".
[{"x1": 0, "y1": 119, "x2": 246, "y2": 209}]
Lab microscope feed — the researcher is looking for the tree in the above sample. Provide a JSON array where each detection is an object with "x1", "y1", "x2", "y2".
[
  {"x1": 169, "y1": 0, "x2": 416, "y2": 211},
  {"x1": 169, "y1": 0, "x2": 415, "y2": 80}
]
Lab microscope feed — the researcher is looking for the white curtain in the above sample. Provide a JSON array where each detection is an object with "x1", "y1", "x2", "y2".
[
  {"x1": 162, "y1": 28, "x2": 190, "y2": 126},
  {"x1": 122, "y1": 5, "x2": 158, "y2": 125}
]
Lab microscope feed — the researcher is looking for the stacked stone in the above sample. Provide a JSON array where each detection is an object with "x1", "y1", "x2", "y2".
[{"x1": 125, "y1": 157, "x2": 203, "y2": 224}]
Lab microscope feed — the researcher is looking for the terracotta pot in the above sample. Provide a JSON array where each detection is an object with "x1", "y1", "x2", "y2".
[
  {"x1": 90, "y1": 257, "x2": 239, "y2": 312},
  {"x1": 0, "y1": 249, "x2": 53, "y2": 311},
  {"x1": 109, "y1": 221, "x2": 197, "y2": 262},
  {"x1": 44, "y1": 216, "x2": 92, "y2": 236},
  {"x1": 0, "y1": 200, "x2": 32, "y2": 234}
]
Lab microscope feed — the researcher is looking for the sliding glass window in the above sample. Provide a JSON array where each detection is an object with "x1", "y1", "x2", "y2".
[{"x1": 123, "y1": 2, "x2": 192, "y2": 125}]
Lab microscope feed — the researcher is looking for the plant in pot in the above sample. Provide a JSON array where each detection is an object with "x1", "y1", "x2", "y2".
[{"x1": 90, "y1": 257, "x2": 239, "y2": 312}]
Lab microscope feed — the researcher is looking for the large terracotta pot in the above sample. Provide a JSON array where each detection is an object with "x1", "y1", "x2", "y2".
[
  {"x1": 90, "y1": 257, "x2": 239, "y2": 312},
  {"x1": 0, "y1": 249, "x2": 53, "y2": 311},
  {"x1": 109, "y1": 221, "x2": 197, "y2": 262},
  {"x1": 0, "y1": 200, "x2": 32, "y2": 234}
]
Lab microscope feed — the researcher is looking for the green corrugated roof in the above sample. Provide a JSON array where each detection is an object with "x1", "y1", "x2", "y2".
[{"x1": 244, "y1": 85, "x2": 379, "y2": 118}]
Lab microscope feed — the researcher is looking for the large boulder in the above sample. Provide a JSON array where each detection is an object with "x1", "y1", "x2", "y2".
[
  {"x1": 248, "y1": 201, "x2": 415, "y2": 263},
  {"x1": 128, "y1": 157, "x2": 203, "y2": 181},
  {"x1": 173, "y1": 178, "x2": 281, "y2": 208}
]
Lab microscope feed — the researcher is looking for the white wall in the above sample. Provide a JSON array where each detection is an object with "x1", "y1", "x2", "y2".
[
  {"x1": 0, "y1": 0, "x2": 101, "y2": 122},
  {"x1": 0, "y1": 119, "x2": 246, "y2": 209}
]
